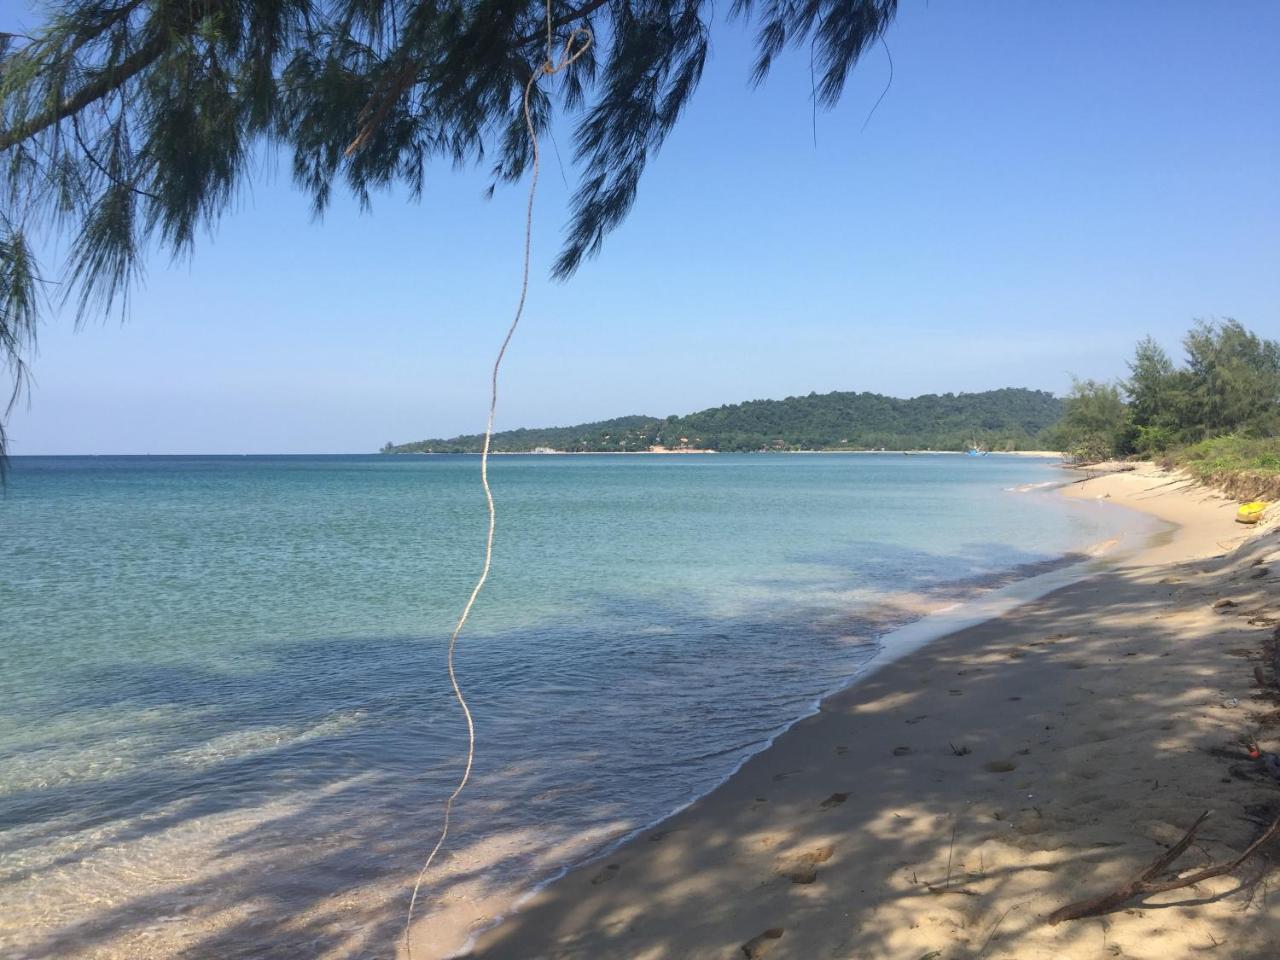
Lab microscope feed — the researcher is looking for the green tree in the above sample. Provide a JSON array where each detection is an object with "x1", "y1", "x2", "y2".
[
  {"x1": 1180, "y1": 319, "x2": 1280, "y2": 440},
  {"x1": 1061, "y1": 378, "x2": 1130, "y2": 462},
  {"x1": 0, "y1": 0, "x2": 901, "y2": 457},
  {"x1": 1123, "y1": 335, "x2": 1183, "y2": 453}
]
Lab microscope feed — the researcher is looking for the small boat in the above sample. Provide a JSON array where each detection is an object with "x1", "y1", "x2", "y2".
[{"x1": 1236, "y1": 501, "x2": 1267, "y2": 525}]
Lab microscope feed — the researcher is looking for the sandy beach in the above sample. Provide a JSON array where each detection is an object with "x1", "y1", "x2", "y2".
[{"x1": 447, "y1": 466, "x2": 1280, "y2": 959}]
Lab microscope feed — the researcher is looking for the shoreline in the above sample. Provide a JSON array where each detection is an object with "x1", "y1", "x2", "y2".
[
  {"x1": 402, "y1": 476, "x2": 1153, "y2": 960},
  {"x1": 454, "y1": 466, "x2": 1278, "y2": 959},
  {"x1": 446, "y1": 551, "x2": 1132, "y2": 957},
  {"x1": 403, "y1": 518, "x2": 1147, "y2": 960}
]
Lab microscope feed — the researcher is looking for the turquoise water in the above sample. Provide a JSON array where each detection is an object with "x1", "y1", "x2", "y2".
[{"x1": 0, "y1": 454, "x2": 1155, "y2": 958}]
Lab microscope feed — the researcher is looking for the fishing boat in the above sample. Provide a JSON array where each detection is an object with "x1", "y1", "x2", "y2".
[{"x1": 1236, "y1": 501, "x2": 1267, "y2": 525}]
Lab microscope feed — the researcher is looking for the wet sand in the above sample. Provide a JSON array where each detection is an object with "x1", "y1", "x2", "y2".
[{"x1": 455, "y1": 466, "x2": 1280, "y2": 959}]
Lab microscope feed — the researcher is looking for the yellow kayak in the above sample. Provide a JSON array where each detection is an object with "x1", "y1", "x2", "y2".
[{"x1": 1236, "y1": 501, "x2": 1267, "y2": 524}]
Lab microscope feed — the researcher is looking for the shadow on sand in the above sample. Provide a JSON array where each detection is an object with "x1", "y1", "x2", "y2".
[{"x1": 7, "y1": 535, "x2": 1277, "y2": 959}]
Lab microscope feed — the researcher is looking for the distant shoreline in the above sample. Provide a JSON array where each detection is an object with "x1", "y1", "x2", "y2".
[
  {"x1": 378, "y1": 387, "x2": 1065, "y2": 456},
  {"x1": 381, "y1": 449, "x2": 1066, "y2": 457}
]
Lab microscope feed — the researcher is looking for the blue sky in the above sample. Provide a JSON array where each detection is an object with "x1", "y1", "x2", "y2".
[{"x1": 5, "y1": 1, "x2": 1278, "y2": 454}]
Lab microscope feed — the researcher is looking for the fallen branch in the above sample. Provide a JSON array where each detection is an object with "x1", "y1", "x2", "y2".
[{"x1": 1048, "y1": 810, "x2": 1280, "y2": 924}]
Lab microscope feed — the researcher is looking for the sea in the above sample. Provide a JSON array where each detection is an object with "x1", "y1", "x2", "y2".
[{"x1": 0, "y1": 453, "x2": 1162, "y2": 958}]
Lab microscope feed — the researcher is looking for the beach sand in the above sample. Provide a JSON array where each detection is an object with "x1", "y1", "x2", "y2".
[{"x1": 449, "y1": 466, "x2": 1280, "y2": 959}]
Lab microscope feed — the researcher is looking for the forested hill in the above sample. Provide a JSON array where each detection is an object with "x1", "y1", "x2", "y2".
[{"x1": 381, "y1": 388, "x2": 1064, "y2": 454}]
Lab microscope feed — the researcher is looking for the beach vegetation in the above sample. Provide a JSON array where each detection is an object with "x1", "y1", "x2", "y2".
[
  {"x1": 1177, "y1": 319, "x2": 1280, "y2": 441},
  {"x1": 1163, "y1": 434, "x2": 1280, "y2": 500},
  {"x1": 1058, "y1": 378, "x2": 1130, "y2": 463},
  {"x1": 1128, "y1": 319, "x2": 1280, "y2": 449},
  {"x1": 1124, "y1": 336, "x2": 1184, "y2": 449},
  {"x1": 1061, "y1": 319, "x2": 1280, "y2": 464}
]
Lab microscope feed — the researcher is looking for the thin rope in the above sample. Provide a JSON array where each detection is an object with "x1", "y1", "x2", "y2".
[
  {"x1": 401, "y1": 8, "x2": 591, "y2": 958},
  {"x1": 859, "y1": 36, "x2": 894, "y2": 134}
]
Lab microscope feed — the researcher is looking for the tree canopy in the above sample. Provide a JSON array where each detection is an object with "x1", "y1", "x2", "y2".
[
  {"x1": 1056, "y1": 319, "x2": 1280, "y2": 462},
  {"x1": 0, "y1": 0, "x2": 899, "y2": 456}
]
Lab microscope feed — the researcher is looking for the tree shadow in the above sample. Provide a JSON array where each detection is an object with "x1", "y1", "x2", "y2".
[
  {"x1": 468, "y1": 531, "x2": 1280, "y2": 959},
  {"x1": 6, "y1": 525, "x2": 1278, "y2": 959},
  {"x1": 3, "y1": 536, "x2": 1132, "y2": 959}
]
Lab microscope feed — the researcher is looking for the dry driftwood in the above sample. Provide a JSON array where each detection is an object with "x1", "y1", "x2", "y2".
[{"x1": 1048, "y1": 810, "x2": 1280, "y2": 924}]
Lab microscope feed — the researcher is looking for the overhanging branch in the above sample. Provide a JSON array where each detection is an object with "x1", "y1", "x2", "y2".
[
  {"x1": 0, "y1": 0, "x2": 224, "y2": 152},
  {"x1": 517, "y1": 0, "x2": 612, "y2": 45},
  {"x1": 0, "y1": 34, "x2": 167, "y2": 151}
]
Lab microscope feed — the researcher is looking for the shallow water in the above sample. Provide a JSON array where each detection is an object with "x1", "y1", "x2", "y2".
[{"x1": 0, "y1": 454, "x2": 1159, "y2": 958}]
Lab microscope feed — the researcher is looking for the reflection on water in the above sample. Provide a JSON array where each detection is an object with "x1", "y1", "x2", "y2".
[{"x1": 0, "y1": 454, "x2": 1159, "y2": 958}]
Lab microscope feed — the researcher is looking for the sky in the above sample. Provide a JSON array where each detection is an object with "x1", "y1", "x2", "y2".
[{"x1": 3, "y1": 0, "x2": 1278, "y2": 454}]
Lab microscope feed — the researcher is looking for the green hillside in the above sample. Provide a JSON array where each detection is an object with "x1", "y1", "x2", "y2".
[{"x1": 382, "y1": 388, "x2": 1064, "y2": 454}]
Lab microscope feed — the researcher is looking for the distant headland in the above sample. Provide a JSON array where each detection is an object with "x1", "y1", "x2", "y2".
[{"x1": 380, "y1": 387, "x2": 1065, "y2": 455}]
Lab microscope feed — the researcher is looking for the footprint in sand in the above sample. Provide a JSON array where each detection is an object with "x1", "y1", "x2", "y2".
[
  {"x1": 819, "y1": 792, "x2": 849, "y2": 809},
  {"x1": 984, "y1": 760, "x2": 1017, "y2": 773},
  {"x1": 772, "y1": 769, "x2": 802, "y2": 782},
  {"x1": 778, "y1": 844, "x2": 834, "y2": 884},
  {"x1": 590, "y1": 863, "x2": 621, "y2": 885},
  {"x1": 741, "y1": 927, "x2": 784, "y2": 958}
]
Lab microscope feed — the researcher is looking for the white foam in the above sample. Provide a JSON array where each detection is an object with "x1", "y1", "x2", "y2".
[
  {"x1": 1004, "y1": 479, "x2": 1067, "y2": 493},
  {"x1": 852, "y1": 553, "x2": 1108, "y2": 681}
]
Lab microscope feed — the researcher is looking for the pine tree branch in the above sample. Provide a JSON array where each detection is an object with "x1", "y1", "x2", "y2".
[
  {"x1": 0, "y1": 39, "x2": 163, "y2": 150},
  {"x1": 345, "y1": 0, "x2": 613, "y2": 155},
  {"x1": 70, "y1": 113, "x2": 159, "y2": 200},
  {"x1": 345, "y1": 58, "x2": 419, "y2": 156},
  {"x1": 517, "y1": 0, "x2": 612, "y2": 44},
  {"x1": 60, "y1": 0, "x2": 150, "y2": 61},
  {"x1": 0, "y1": 0, "x2": 222, "y2": 152}
]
